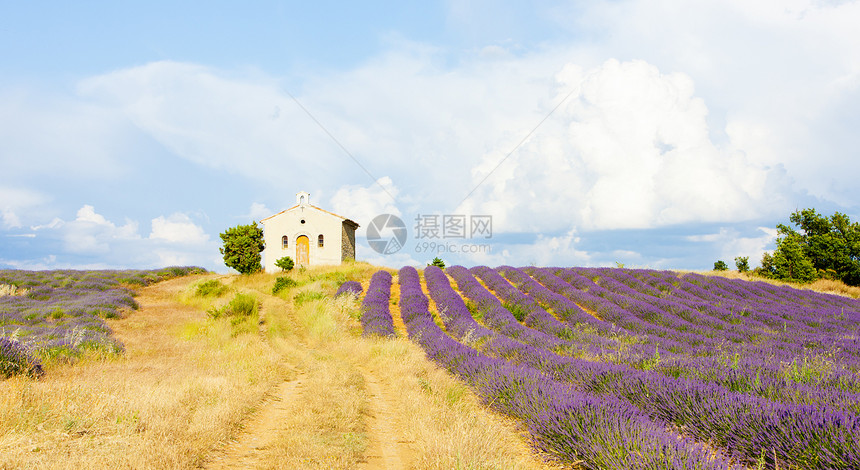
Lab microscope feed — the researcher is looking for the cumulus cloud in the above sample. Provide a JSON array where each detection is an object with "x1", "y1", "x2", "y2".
[
  {"x1": 63, "y1": 205, "x2": 140, "y2": 253},
  {"x1": 4, "y1": 205, "x2": 222, "y2": 270},
  {"x1": 4, "y1": 0, "x2": 859, "y2": 271},
  {"x1": 458, "y1": 59, "x2": 786, "y2": 232},
  {"x1": 149, "y1": 213, "x2": 209, "y2": 244},
  {"x1": 557, "y1": 0, "x2": 860, "y2": 205},
  {"x1": 330, "y1": 177, "x2": 401, "y2": 234},
  {"x1": 76, "y1": 61, "x2": 351, "y2": 188},
  {"x1": 687, "y1": 226, "x2": 778, "y2": 268},
  {"x1": 0, "y1": 187, "x2": 48, "y2": 229},
  {"x1": 460, "y1": 229, "x2": 593, "y2": 268}
]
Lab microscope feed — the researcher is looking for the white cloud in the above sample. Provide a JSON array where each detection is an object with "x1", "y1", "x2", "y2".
[
  {"x1": 687, "y1": 226, "x2": 778, "y2": 268},
  {"x1": 1, "y1": 208, "x2": 20, "y2": 229},
  {"x1": 0, "y1": 89, "x2": 128, "y2": 181},
  {"x1": 4, "y1": 0, "x2": 859, "y2": 272},
  {"x1": 555, "y1": 0, "x2": 860, "y2": 204},
  {"x1": 0, "y1": 186, "x2": 48, "y2": 229},
  {"x1": 63, "y1": 205, "x2": 140, "y2": 253},
  {"x1": 31, "y1": 218, "x2": 64, "y2": 231},
  {"x1": 76, "y1": 61, "x2": 348, "y2": 188},
  {"x1": 149, "y1": 213, "x2": 209, "y2": 244},
  {"x1": 330, "y1": 177, "x2": 401, "y2": 235},
  {"x1": 5, "y1": 205, "x2": 221, "y2": 270},
  {"x1": 459, "y1": 59, "x2": 783, "y2": 232},
  {"x1": 357, "y1": 247, "x2": 422, "y2": 269},
  {"x1": 248, "y1": 202, "x2": 274, "y2": 222}
]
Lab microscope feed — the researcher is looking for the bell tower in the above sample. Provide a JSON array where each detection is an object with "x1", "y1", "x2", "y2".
[{"x1": 296, "y1": 191, "x2": 310, "y2": 207}]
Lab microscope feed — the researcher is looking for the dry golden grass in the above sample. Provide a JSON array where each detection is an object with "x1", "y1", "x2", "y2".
[
  {"x1": 1, "y1": 263, "x2": 559, "y2": 469},
  {"x1": 237, "y1": 264, "x2": 559, "y2": 470},
  {"x1": 0, "y1": 275, "x2": 286, "y2": 469},
  {"x1": 697, "y1": 269, "x2": 860, "y2": 298}
]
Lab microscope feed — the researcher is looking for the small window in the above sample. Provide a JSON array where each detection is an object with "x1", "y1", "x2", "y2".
[
  {"x1": 318, "y1": 234, "x2": 324, "y2": 247},
  {"x1": 282, "y1": 236, "x2": 288, "y2": 249}
]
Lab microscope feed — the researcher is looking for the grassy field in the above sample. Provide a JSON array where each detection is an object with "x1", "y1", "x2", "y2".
[{"x1": 0, "y1": 263, "x2": 559, "y2": 469}]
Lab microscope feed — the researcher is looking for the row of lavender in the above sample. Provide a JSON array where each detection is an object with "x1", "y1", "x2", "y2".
[
  {"x1": 450, "y1": 266, "x2": 859, "y2": 468},
  {"x1": 490, "y1": 266, "x2": 860, "y2": 415},
  {"x1": 398, "y1": 266, "x2": 742, "y2": 469},
  {"x1": 1, "y1": 267, "x2": 205, "y2": 376},
  {"x1": 358, "y1": 265, "x2": 860, "y2": 469}
]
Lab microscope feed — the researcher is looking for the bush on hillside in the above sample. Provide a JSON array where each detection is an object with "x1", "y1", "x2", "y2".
[
  {"x1": 195, "y1": 279, "x2": 228, "y2": 297},
  {"x1": 272, "y1": 277, "x2": 297, "y2": 294},
  {"x1": 209, "y1": 293, "x2": 258, "y2": 319},
  {"x1": 275, "y1": 256, "x2": 295, "y2": 272}
]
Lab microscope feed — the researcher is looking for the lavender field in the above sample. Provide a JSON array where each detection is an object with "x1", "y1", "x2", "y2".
[
  {"x1": 362, "y1": 265, "x2": 860, "y2": 469},
  {"x1": 0, "y1": 267, "x2": 205, "y2": 375}
]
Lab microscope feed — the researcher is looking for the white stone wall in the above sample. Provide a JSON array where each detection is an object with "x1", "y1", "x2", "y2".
[{"x1": 261, "y1": 205, "x2": 345, "y2": 272}]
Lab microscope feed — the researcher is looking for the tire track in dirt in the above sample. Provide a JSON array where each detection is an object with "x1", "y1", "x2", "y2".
[
  {"x1": 357, "y1": 365, "x2": 411, "y2": 470},
  {"x1": 354, "y1": 273, "x2": 413, "y2": 469},
  {"x1": 205, "y1": 286, "x2": 307, "y2": 469},
  {"x1": 206, "y1": 370, "x2": 306, "y2": 469}
]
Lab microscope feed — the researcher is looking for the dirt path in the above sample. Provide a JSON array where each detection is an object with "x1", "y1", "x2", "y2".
[
  {"x1": 201, "y1": 281, "x2": 416, "y2": 469},
  {"x1": 206, "y1": 371, "x2": 306, "y2": 469},
  {"x1": 356, "y1": 366, "x2": 411, "y2": 470}
]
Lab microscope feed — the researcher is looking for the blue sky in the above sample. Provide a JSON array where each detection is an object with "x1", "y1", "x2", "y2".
[{"x1": 1, "y1": 0, "x2": 858, "y2": 272}]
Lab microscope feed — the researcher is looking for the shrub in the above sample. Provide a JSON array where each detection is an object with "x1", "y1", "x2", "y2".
[
  {"x1": 195, "y1": 279, "x2": 228, "y2": 297},
  {"x1": 275, "y1": 256, "x2": 295, "y2": 272},
  {"x1": 272, "y1": 277, "x2": 297, "y2": 294},
  {"x1": 209, "y1": 293, "x2": 258, "y2": 318},
  {"x1": 713, "y1": 260, "x2": 729, "y2": 271}
]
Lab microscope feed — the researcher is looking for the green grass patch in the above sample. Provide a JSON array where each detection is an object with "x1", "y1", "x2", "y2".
[
  {"x1": 195, "y1": 279, "x2": 229, "y2": 297},
  {"x1": 209, "y1": 293, "x2": 258, "y2": 319},
  {"x1": 294, "y1": 290, "x2": 326, "y2": 306},
  {"x1": 272, "y1": 277, "x2": 298, "y2": 295}
]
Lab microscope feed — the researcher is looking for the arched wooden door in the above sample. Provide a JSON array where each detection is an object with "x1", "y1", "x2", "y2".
[{"x1": 296, "y1": 235, "x2": 310, "y2": 266}]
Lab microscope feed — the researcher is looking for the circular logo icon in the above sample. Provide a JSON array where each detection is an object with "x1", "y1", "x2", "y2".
[{"x1": 367, "y1": 214, "x2": 407, "y2": 254}]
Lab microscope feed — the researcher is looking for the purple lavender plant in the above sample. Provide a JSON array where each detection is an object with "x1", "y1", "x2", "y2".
[
  {"x1": 398, "y1": 266, "x2": 744, "y2": 470},
  {"x1": 335, "y1": 280, "x2": 363, "y2": 298},
  {"x1": 1, "y1": 267, "x2": 206, "y2": 369},
  {"x1": 1, "y1": 337, "x2": 44, "y2": 378},
  {"x1": 360, "y1": 271, "x2": 395, "y2": 338}
]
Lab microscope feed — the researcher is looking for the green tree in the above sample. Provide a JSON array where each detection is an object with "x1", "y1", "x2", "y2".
[
  {"x1": 734, "y1": 256, "x2": 750, "y2": 273},
  {"x1": 429, "y1": 257, "x2": 446, "y2": 269},
  {"x1": 769, "y1": 208, "x2": 860, "y2": 285},
  {"x1": 713, "y1": 260, "x2": 729, "y2": 271},
  {"x1": 275, "y1": 256, "x2": 294, "y2": 272},
  {"x1": 760, "y1": 231, "x2": 818, "y2": 283},
  {"x1": 219, "y1": 222, "x2": 265, "y2": 274}
]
